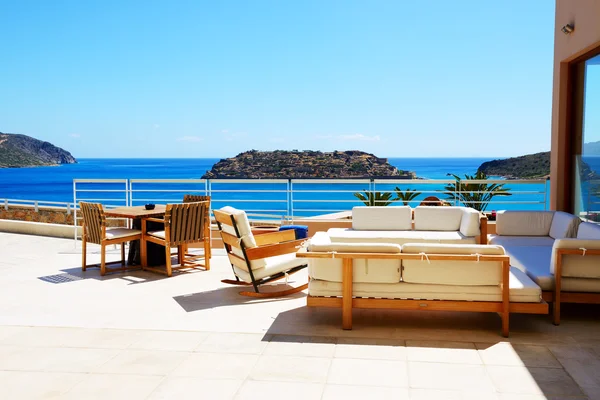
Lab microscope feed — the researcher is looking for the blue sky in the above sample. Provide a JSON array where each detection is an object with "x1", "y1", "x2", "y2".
[{"x1": 0, "y1": 1, "x2": 556, "y2": 158}]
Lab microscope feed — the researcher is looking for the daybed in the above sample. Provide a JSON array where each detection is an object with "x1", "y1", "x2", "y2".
[
  {"x1": 297, "y1": 232, "x2": 548, "y2": 337},
  {"x1": 327, "y1": 206, "x2": 488, "y2": 246},
  {"x1": 489, "y1": 210, "x2": 600, "y2": 324}
]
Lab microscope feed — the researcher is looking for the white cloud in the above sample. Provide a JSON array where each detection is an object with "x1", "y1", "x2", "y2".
[
  {"x1": 69, "y1": 133, "x2": 80, "y2": 138},
  {"x1": 176, "y1": 136, "x2": 203, "y2": 142}
]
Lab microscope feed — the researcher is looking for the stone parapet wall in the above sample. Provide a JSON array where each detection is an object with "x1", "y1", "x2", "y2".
[{"x1": 0, "y1": 205, "x2": 125, "y2": 227}]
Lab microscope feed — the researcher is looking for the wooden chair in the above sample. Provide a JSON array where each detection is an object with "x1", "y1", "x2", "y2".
[
  {"x1": 182, "y1": 194, "x2": 211, "y2": 270},
  {"x1": 214, "y1": 206, "x2": 308, "y2": 297},
  {"x1": 80, "y1": 202, "x2": 142, "y2": 276},
  {"x1": 144, "y1": 201, "x2": 209, "y2": 277}
]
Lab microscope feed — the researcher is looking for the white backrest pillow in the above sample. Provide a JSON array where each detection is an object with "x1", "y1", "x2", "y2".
[
  {"x1": 577, "y1": 222, "x2": 600, "y2": 239},
  {"x1": 414, "y1": 206, "x2": 463, "y2": 231},
  {"x1": 459, "y1": 207, "x2": 481, "y2": 237},
  {"x1": 549, "y1": 211, "x2": 581, "y2": 239},
  {"x1": 495, "y1": 210, "x2": 554, "y2": 236},
  {"x1": 219, "y1": 206, "x2": 266, "y2": 270},
  {"x1": 352, "y1": 206, "x2": 412, "y2": 231}
]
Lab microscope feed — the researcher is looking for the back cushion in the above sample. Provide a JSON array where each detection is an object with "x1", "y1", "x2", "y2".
[
  {"x1": 459, "y1": 207, "x2": 481, "y2": 237},
  {"x1": 496, "y1": 211, "x2": 554, "y2": 236},
  {"x1": 549, "y1": 211, "x2": 581, "y2": 239},
  {"x1": 577, "y1": 222, "x2": 600, "y2": 239},
  {"x1": 414, "y1": 207, "x2": 463, "y2": 231},
  {"x1": 352, "y1": 206, "x2": 412, "y2": 231},
  {"x1": 401, "y1": 243, "x2": 505, "y2": 286},
  {"x1": 219, "y1": 206, "x2": 266, "y2": 270}
]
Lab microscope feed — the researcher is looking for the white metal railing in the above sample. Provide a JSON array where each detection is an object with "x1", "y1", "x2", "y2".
[{"x1": 1, "y1": 198, "x2": 74, "y2": 214}]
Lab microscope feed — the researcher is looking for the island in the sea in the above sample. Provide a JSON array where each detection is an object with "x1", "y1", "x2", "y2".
[
  {"x1": 202, "y1": 150, "x2": 416, "y2": 179},
  {"x1": 0, "y1": 132, "x2": 77, "y2": 168}
]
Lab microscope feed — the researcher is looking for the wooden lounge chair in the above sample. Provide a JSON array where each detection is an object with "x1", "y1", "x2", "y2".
[
  {"x1": 182, "y1": 194, "x2": 212, "y2": 270},
  {"x1": 144, "y1": 201, "x2": 209, "y2": 277},
  {"x1": 214, "y1": 206, "x2": 308, "y2": 297},
  {"x1": 80, "y1": 202, "x2": 142, "y2": 276}
]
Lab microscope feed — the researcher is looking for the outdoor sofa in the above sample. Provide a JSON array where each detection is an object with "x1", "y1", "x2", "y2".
[{"x1": 489, "y1": 210, "x2": 600, "y2": 324}]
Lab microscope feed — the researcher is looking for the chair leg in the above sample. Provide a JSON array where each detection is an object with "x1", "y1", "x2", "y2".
[
  {"x1": 165, "y1": 245, "x2": 173, "y2": 277},
  {"x1": 178, "y1": 245, "x2": 184, "y2": 266},
  {"x1": 100, "y1": 244, "x2": 106, "y2": 276},
  {"x1": 121, "y1": 243, "x2": 125, "y2": 265},
  {"x1": 204, "y1": 238, "x2": 210, "y2": 270},
  {"x1": 81, "y1": 236, "x2": 87, "y2": 271}
]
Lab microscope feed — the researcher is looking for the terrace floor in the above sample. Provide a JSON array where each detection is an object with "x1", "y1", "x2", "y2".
[{"x1": 0, "y1": 232, "x2": 599, "y2": 399}]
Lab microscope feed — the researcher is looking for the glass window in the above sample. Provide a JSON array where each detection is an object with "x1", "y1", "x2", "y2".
[{"x1": 574, "y1": 54, "x2": 600, "y2": 222}]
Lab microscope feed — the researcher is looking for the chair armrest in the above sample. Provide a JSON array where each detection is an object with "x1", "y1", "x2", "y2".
[
  {"x1": 551, "y1": 239, "x2": 600, "y2": 279},
  {"x1": 253, "y1": 229, "x2": 296, "y2": 246},
  {"x1": 245, "y1": 239, "x2": 306, "y2": 260},
  {"x1": 553, "y1": 238, "x2": 600, "y2": 250}
]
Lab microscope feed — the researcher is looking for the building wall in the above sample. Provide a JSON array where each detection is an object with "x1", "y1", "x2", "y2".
[{"x1": 551, "y1": 0, "x2": 600, "y2": 211}]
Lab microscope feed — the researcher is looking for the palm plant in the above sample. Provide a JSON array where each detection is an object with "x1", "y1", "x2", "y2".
[
  {"x1": 444, "y1": 170, "x2": 511, "y2": 212},
  {"x1": 353, "y1": 190, "x2": 396, "y2": 206},
  {"x1": 394, "y1": 187, "x2": 421, "y2": 206}
]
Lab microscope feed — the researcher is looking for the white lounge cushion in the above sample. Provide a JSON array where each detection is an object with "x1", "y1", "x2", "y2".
[
  {"x1": 234, "y1": 252, "x2": 306, "y2": 282},
  {"x1": 577, "y1": 222, "x2": 600, "y2": 239},
  {"x1": 549, "y1": 211, "x2": 581, "y2": 239},
  {"x1": 496, "y1": 211, "x2": 554, "y2": 236},
  {"x1": 105, "y1": 228, "x2": 142, "y2": 239},
  {"x1": 551, "y1": 239, "x2": 600, "y2": 278},
  {"x1": 460, "y1": 207, "x2": 481, "y2": 237},
  {"x1": 401, "y1": 243, "x2": 505, "y2": 286},
  {"x1": 219, "y1": 206, "x2": 266, "y2": 270},
  {"x1": 488, "y1": 235, "x2": 555, "y2": 247},
  {"x1": 414, "y1": 207, "x2": 463, "y2": 231},
  {"x1": 503, "y1": 245, "x2": 554, "y2": 290},
  {"x1": 352, "y1": 206, "x2": 412, "y2": 231},
  {"x1": 327, "y1": 228, "x2": 476, "y2": 246},
  {"x1": 308, "y1": 267, "x2": 541, "y2": 303}
]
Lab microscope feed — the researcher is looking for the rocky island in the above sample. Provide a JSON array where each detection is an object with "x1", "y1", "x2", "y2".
[
  {"x1": 0, "y1": 132, "x2": 77, "y2": 168},
  {"x1": 202, "y1": 150, "x2": 416, "y2": 179}
]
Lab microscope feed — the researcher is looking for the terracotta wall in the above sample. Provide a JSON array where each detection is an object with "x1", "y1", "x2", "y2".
[
  {"x1": 551, "y1": 0, "x2": 600, "y2": 211},
  {"x1": 0, "y1": 206, "x2": 74, "y2": 225}
]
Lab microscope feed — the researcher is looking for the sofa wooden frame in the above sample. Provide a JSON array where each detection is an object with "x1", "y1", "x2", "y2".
[
  {"x1": 297, "y1": 249, "x2": 548, "y2": 337},
  {"x1": 541, "y1": 248, "x2": 600, "y2": 325}
]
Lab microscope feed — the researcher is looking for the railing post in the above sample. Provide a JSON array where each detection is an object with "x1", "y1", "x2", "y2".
[
  {"x1": 34, "y1": 201, "x2": 38, "y2": 213},
  {"x1": 4, "y1": 199, "x2": 7, "y2": 211},
  {"x1": 66, "y1": 203, "x2": 71, "y2": 215},
  {"x1": 288, "y1": 179, "x2": 293, "y2": 221},
  {"x1": 73, "y1": 180, "x2": 78, "y2": 246}
]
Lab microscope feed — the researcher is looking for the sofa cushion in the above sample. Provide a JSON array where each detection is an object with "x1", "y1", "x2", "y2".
[
  {"x1": 327, "y1": 228, "x2": 476, "y2": 246},
  {"x1": 577, "y1": 222, "x2": 600, "y2": 239},
  {"x1": 549, "y1": 211, "x2": 581, "y2": 239},
  {"x1": 551, "y1": 239, "x2": 600, "y2": 278},
  {"x1": 401, "y1": 243, "x2": 505, "y2": 286},
  {"x1": 414, "y1": 207, "x2": 463, "y2": 231},
  {"x1": 460, "y1": 207, "x2": 481, "y2": 237},
  {"x1": 488, "y1": 235, "x2": 555, "y2": 247},
  {"x1": 352, "y1": 206, "x2": 412, "y2": 231},
  {"x1": 219, "y1": 206, "x2": 266, "y2": 270},
  {"x1": 502, "y1": 245, "x2": 553, "y2": 290},
  {"x1": 308, "y1": 266, "x2": 541, "y2": 302},
  {"x1": 496, "y1": 211, "x2": 554, "y2": 236},
  {"x1": 234, "y1": 252, "x2": 307, "y2": 282}
]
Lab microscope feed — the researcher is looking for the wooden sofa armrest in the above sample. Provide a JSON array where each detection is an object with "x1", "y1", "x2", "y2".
[
  {"x1": 246, "y1": 239, "x2": 306, "y2": 260},
  {"x1": 480, "y1": 214, "x2": 488, "y2": 244},
  {"x1": 254, "y1": 229, "x2": 296, "y2": 246}
]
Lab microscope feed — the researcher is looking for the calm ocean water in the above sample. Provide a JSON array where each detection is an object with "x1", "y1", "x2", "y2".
[{"x1": 0, "y1": 157, "x2": 557, "y2": 215}]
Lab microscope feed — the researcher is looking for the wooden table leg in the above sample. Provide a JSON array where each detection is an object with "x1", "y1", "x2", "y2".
[
  {"x1": 140, "y1": 218, "x2": 148, "y2": 269},
  {"x1": 342, "y1": 258, "x2": 353, "y2": 330}
]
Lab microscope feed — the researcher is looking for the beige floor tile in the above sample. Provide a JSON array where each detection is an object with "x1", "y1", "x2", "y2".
[
  {"x1": 549, "y1": 345, "x2": 600, "y2": 388},
  {"x1": 335, "y1": 337, "x2": 406, "y2": 360},
  {"x1": 250, "y1": 355, "x2": 331, "y2": 383},
  {"x1": 98, "y1": 349, "x2": 188, "y2": 375},
  {"x1": 409, "y1": 389, "x2": 463, "y2": 400},
  {"x1": 195, "y1": 332, "x2": 268, "y2": 354},
  {"x1": 409, "y1": 361, "x2": 493, "y2": 391},
  {"x1": 487, "y1": 366, "x2": 583, "y2": 396},
  {"x1": 0, "y1": 325, "x2": 25, "y2": 341},
  {"x1": 172, "y1": 352, "x2": 259, "y2": 379},
  {"x1": 406, "y1": 340, "x2": 481, "y2": 364},
  {"x1": 497, "y1": 394, "x2": 580, "y2": 400},
  {"x1": 328, "y1": 358, "x2": 408, "y2": 387},
  {"x1": 0, "y1": 370, "x2": 86, "y2": 399},
  {"x1": 62, "y1": 328, "x2": 145, "y2": 349},
  {"x1": 129, "y1": 330, "x2": 209, "y2": 352},
  {"x1": 323, "y1": 384, "x2": 409, "y2": 400},
  {"x1": 582, "y1": 386, "x2": 600, "y2": 400},
  {"x1": 61, "y1": 373, "x2": 163, "y2": 400},
  {"x1": 0, "y1": 346, "x2": 119, "y2": 372},
  {"x1": 235, "y1": 380, "x2": 324, "y2": 400},
  {"x1": 477, "y1": 343, "x2": 561, "y2": 368},
  {"x1": 1, "y1": 326, "x2": 79, "y2": 347},
  {"x1": 264, "y1": 335, "x2": 336, "y2": 358},
  {"x1": 148, "y1": 377, "x2": 242, "y2": 400}
]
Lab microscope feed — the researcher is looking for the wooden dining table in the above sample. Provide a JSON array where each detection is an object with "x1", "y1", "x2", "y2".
[{"x1": 104, "y1": 205, "x2": 167, "y2": 269}]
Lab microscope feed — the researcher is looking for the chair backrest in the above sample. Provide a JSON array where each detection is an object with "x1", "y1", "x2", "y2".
[
  {"x1": 183, "y1": 194, "x2": 211, "y2": 231},
  {"x1": 79, "y1": 202, "x2": 106, "y2": 244},
  {"x1": 164, "y1": 201, "x2": 208, "y2": 245}
]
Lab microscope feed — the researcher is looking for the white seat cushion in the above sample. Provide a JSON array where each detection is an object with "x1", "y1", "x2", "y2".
[
  {"x1": 496, "y1": 211, "x2": 554, "y2": 236},
  {"x1": 147, "y1": 230, "x2": 165, "y2": 239},
  {"x1": 308, "y1": 266, "x2": 541, "y2": 303},
  {"x1": 327, "y1": 228, "x2": 476, "y2": 246},
  {"x1": 401, "y1": 243, "x2": 505, "y2": 286},
  {"x1": 503, "y1": 245, "x2": 554, "y2": 290},
  {"x1": 488, "y1": 235, "x2": 555, "y2": 247},
  {"x1": 233, "y1": 252, "x2": 307, "y2": 282},
  {"x1": 414, "y1": 207, "x2": 463, "y2": 231},
  {"x1": 352, "y1": 206, "x2": 412, "y2": 230},
  {"x1": 105, "y1": 228, "x2": 141, "y2": 239}
]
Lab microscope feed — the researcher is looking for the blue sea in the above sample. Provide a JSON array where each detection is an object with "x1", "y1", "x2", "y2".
[{"x1": 0, "y1": 157, "x2": 559, "y2": 216}]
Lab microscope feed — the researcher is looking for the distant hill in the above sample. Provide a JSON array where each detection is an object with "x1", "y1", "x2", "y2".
[
  {"x1": 202, "y1": 150, "x2": 416, "y2": 179},
  {"x1": 0, "y1": 132, "x2": 77, "y2": 168},
  {"x1": 478, "y1": 141, "x2": 600, "y2": 179}
]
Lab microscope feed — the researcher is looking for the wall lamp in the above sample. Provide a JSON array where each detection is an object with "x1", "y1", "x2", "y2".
[{"x1": 561, "y1": 24, "x2": 574, "y2": 35}]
